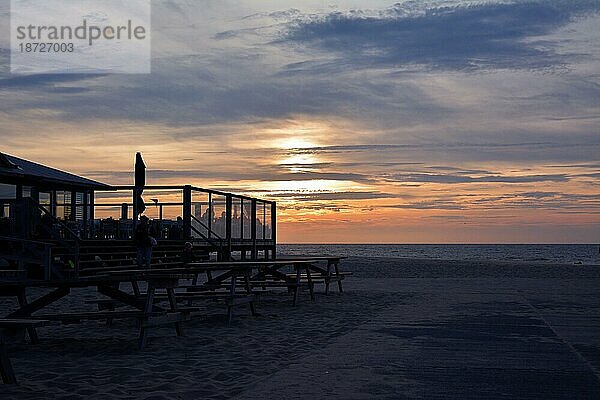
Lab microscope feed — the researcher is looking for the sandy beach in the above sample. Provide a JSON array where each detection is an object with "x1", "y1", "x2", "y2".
[
  {"x1": 2, "y1": 0, "x2": 599, "y2": 398},
  {"x1": 1, "y1": 257, "x2": 600, "y2": 399}
]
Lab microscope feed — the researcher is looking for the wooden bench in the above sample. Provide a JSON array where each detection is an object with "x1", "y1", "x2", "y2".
[
  {"x1": 86, "y1": 289, "x2": 267, "y2": 307},
  {"x1": 0, "y1": 319, "x2": 51, "y2": 384},
  {"x1": 0, "y1": 270, "x2": 27, "y2": 281},
  {"x1": 28, "y1": 310, "x2": 168, "y2": 323},
  {"x1": 80, "y1": 261, "x2": 185, "y2": 276}
]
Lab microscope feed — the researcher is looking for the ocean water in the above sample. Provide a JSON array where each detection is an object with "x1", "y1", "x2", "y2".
[{"x1": 277, "y1": 244, "x2": 600, "y2": 265}]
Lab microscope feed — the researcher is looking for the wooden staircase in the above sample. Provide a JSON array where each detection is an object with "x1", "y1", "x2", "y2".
[{"x1": 51, "y1": 240, "x2": 212, "y2": 277}]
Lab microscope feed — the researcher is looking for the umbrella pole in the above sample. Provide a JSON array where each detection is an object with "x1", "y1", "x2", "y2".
[{"x1": 133, "y1": 188, "x2": 138, "y2": 228}]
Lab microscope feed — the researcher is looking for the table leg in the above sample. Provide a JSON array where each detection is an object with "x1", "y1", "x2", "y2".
[
  {"x1": 131, "y1": 281, "x2": 141, "y2": 297},
  {"x1": 138, "y1": 284, "x2": 156, "y2": 349},
  {"x1": 227, "y1": 273, "x2": 237, "y2": 326},
  {"x1": 293, "y1": 265, "x2": 301, "y2": 306},
  {"x1": 243, "y1": 270, "x2": 257, "y2": 316},
  {"x1": 334, "y1": 262, "x2": 343, "y2": 293},
  {"x1": 325, "y1": 262, "x2": 332, "y2": 295},
  {"x1": 17, "y1": 289, "x2": 39, "y2": 344},
  {"x1": 167, "y1": 288, "x2": 183, "y2": 337},
  {"x1": 106, "y1": 301, "x2": 115, "y2": 328},
  {"x1": 306, "y1": 265, "x2": 315, "y2": 301},
  {"x1": 0, "y1": 339, "x2": 17, "y2": 384},
  {"x1": 105, "y1": 283, "x2": 119, "y2": 328}
]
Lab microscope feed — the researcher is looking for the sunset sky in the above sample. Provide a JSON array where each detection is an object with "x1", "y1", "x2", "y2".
[{"x1": 0, "y1": 0, "x2": 599, "y2": 243}]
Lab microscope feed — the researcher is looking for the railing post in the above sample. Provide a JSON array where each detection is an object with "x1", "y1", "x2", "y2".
[
  {"x1": 183, "y1": 185, "x2": 192, "y2": 240},
  {"x1": 15, "y1": 197, "x2": 30, "y2": 239},
  {"x1": 225, "y1": 195, "x2": 232, "y2": 260},
  {"x1": 45, "y1": 244, "x2": 51, "y2": 281},
  {"x1": 251, "y1": 199, "x2": 257, "y2": 259},
  {"x1": 51, "y1": 190, "x2": 57, "y2": 217},
  {"x1": 30, "y1": 187, "x2": 39, "y2": 203},
  {"x1": 70, "y1": 190, "x2": 77, "y2": 222},
  {"x1": 240, "y1": 199, "x2": 244, "y2": 239},
  {"x1": 14, "y1": 187, "x2": 24, "y2": 238},
  {"x1": 271, "y1": 202, "x2": 277, "y2": 259},
  {"x1": 30, "y1": 189, "x2": 40, "y2": 239},
  {"x1": 119, "y1": 202, "x2": 128, "y2": 240},
  {"x1": 208, "y1": 193, "x2": 212, "y2": 239},
  {"x1": 121, "y1": 203, "x2": 128, "y2": 221},
  {"x1": 240, "y1": 199, "x2": 245, "y2": 260},
  {"x1": 132, "y1": 188, "x2": 138, "y2": 228},
  {"x1": 89, "y1": 191, "x2": 95, "y2": 238},
  {"x1": 83, "y1": 191, "x2": 89, "y2": 239}
]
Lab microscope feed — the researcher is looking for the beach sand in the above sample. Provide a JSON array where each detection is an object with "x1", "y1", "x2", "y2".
[{"x1": 1, "y1": 257, "x2": 600, "y2": 399}]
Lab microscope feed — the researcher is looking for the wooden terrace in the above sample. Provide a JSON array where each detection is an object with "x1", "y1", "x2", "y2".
[{"x1": 0, "y1": 153, "x2": 350, "y2": 384}]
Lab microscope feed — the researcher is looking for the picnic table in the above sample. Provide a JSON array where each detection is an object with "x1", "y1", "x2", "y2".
[
  {"x1": 271, "y1": 256, "x2": 348, "y2": 295},
  {"x1": 187, "y1": 257, "x2": 349, "y2": 304},
  {"x1": 0, "y1": 275, "x2": 200, "y2": 351},
  {"x1": 188, "y1": 260, "x2": 319, "y2": 306},
  {"x1": 105, "y1": 265, "x2": 260, "y2": 328}
]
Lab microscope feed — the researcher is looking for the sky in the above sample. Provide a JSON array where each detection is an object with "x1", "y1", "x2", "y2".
[{"x1": 0, "y1": 0, "x2": 599, "y2": 243}]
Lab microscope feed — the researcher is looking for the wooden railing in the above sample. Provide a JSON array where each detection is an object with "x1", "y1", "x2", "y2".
[
  {"x1": 0, "y1": 236, "x2": 54, "y2": 280},
  {"x1": 88, "y1": 185, "x2": 276, "y2": 259}
]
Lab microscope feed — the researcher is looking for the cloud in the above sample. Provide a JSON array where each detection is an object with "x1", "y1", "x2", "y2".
[
  {"x1": 270, "y1": 191, "x2": 398, "y2": 201},
  {"x1": 424, "y1": 215, "x2": 468, "y2": 220},
  {"x1": 282, "y1": 0, "x2": 600, "y2": 72},
  {"x1": 376, "y1": 190, "x2": 600, "y2": 212},
  {"x1": 381, "y1": 201, "x2": 466, "y2": 210},
  {"x1": 292, "y1": 142, "x2": 568, "y2": 153},
  {"x1": 279, "y1": 202, "x2": 349, "y2": 212},
  {"x1": 290, "y1": 140, "x2": 600, "y2": 164},
  {"x1": 0, "y1": 73, "x2": 106, "y2": 89},
  {"x1": 516, "y1": 191, "x2": 559, "y2": 199},
  {"x1": 86, "y1": 168, "x2": 374, "y2": 184},
  {"x1": 383, "y1": 172, "x2": 569, "y2": 184}
]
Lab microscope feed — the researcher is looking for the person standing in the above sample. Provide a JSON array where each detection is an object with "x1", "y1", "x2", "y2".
[{"x1": 134, "y1": 215, "x2": 153, "y2": 269}]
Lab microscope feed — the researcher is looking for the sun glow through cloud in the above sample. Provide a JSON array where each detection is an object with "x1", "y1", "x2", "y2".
[
  {"x1": 279, "y1": 154, "x2": 319, "y2": 167},
  {"x1": 276, "y1": 137, "x2": 318, "y2": 150}
]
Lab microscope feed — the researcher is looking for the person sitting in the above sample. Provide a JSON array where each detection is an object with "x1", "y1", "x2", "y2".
[{"x1": 181, "y1": 241, "x2": 194, "y2": 265}]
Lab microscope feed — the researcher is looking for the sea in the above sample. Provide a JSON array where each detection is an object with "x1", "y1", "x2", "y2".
[{"x1": 277, "y1": 244, "x2": 600, "y2": 265}]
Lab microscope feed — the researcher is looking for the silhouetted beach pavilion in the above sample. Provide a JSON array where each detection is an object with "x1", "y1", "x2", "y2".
[{"x1": 0, "y1": 152, "x2": 276, "y2": 280}]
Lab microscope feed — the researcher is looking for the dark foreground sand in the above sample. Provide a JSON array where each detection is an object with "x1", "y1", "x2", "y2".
[{"x1": 1, "y1": 257, "x2": 600, "y2": 399}]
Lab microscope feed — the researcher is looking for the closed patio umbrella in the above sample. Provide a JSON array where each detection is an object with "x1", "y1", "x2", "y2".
[{"x1": 134, "y1": 152, "x2": 146, "y2": 216}]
